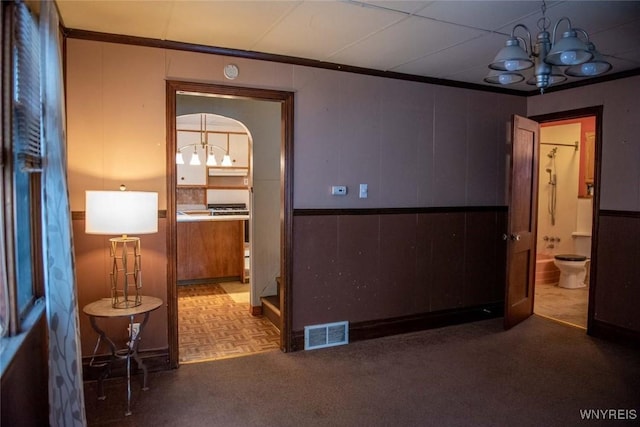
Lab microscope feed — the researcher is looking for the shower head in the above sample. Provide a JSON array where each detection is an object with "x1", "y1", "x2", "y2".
[{"x1": 545, "y1": 168, "x2": 552, "y2": 173}]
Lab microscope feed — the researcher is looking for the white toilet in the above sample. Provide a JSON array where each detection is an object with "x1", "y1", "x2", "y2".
[{"x1": 554, "y1": 232, "x2": 591, "y2": 289}]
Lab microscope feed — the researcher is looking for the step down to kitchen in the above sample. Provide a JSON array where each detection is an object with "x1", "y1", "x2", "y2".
[{"x1": 260, "y1": 276, "x2": 282, "y2": 331}]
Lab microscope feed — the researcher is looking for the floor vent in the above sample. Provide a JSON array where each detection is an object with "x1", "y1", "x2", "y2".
[{"x1": 304, "y1": 321, "x2": 349, "y2": 350}]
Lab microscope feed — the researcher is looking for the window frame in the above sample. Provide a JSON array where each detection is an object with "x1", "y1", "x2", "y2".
[{"x1": 0, "y1": 0, "x2": 44, "y2": 341}]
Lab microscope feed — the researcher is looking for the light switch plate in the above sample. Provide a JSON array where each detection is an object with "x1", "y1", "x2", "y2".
[{"x1": 359, "y1": 184, "x2": 368, "y2": 198}]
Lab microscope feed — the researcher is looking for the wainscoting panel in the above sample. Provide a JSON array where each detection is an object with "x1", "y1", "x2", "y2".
[
  {"x1": 292, "y1": 207, "x2": 507, "y2": 332},
  {"x1": 594, "y1": 212, "x2": 640, "y2": 333}
]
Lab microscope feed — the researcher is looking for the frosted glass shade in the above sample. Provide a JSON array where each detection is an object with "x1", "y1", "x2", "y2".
[{"x1": 85, "y1": 190, "x2": 158, "y2": 235}]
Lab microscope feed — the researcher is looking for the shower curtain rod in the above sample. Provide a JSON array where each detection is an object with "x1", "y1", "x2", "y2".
[{"x1": 540, "y1": 141, "x2": 579, "y2": 151}]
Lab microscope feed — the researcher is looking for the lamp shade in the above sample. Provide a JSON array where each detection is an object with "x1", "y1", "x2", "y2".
[
  {"x1": 489, "y1": 37, "x2": 533, "y2": 71},
  {"x1": 546, "y1": 29, "x2": 592, "y2": 65},
  {"x1": 85, "y1": 190, "x2": 158, "y2": 235},
  {"x1": 565, "y1": 43, "x2": 612, "y2": 77}
]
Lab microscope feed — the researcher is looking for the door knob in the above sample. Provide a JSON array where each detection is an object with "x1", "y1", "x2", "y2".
[{"x1": 503, "y1": 233, "x2": 520, "y2": 241}]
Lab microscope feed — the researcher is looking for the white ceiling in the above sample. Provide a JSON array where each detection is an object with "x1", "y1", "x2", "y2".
[{"x1": 57, "y1": 0, "x2": 640, "y2": 93}]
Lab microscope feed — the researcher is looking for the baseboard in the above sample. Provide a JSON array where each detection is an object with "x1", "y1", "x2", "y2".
[
  {"x1": 589, "y1": 319, "x2": 640, "y2": 348},
  {"x1": 82, "y1": 348, "x2": 171, "y2": 381},
  {"x1": 251, "y1": 305, "x2": 263, "y2": 316},
  {"x1": 291, "y1": 302, "x2": 504, "y2": 351}
]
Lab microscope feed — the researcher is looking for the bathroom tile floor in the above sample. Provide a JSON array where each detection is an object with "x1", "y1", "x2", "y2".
[
  {"x1": 534, "y1": 283, "x2": 588, "y2": 328},
  {"x1": 178, "y1": 282, "x2": 280, "y2": 364}
]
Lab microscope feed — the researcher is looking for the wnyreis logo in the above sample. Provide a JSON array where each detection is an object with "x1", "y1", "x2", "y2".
[{"x1": 579, "y1": 409, "x2": 637, "y2": 420}]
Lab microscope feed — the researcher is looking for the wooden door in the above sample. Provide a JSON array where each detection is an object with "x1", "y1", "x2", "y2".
[{"x1": 504, "y1": 115, "x2": 539, "y2": 329}]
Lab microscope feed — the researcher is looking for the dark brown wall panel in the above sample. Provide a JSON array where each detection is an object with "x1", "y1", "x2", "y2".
[
  {"x1": 594, "y1": 214, "x2": 640, "y2": 332},
  {"x1": 292, "y1": 215, "x2": 339, "y2": 328},
  {"x1": 429, "y1": 212, "x2": 466, "y2": 311},
  {"x1": 415, "y1": 214, "x2": 434, "y2": 313},
  {"x1": 292, "y1": 208, "x2": 506, "y2": 331},
  {"x1": 336, "y1": 215, "x2": 381, "y2": 321},
  {"x1": 464, "y1": 211, "x2": 506, "y2": 306},
  {"x1": 380, "y1": 214, "x2": 419, "y2": 317}
]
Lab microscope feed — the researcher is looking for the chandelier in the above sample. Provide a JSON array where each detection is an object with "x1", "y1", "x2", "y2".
[
  {"x1": 175, "y1": 114, "x2": 233, "y2": 166},
  {"x1": 484, "y1": 1, "x2": 612, "y2": 93}
]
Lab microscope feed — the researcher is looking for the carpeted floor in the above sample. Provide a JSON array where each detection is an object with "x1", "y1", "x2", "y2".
[
  {"x1": 178, "y1": 282, "x2": 280, "y2": 363},
  {"x1": 84, "y1": 315, "x2": 640, "y2": 426}
]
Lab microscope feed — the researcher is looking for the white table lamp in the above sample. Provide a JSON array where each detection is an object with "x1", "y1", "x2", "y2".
[{"x1": 85, "y1": 188, "x2": 158, "y2": 308}]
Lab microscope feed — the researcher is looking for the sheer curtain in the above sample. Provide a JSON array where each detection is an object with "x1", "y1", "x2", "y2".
[{"x1": 40, "y1": 1, "x2": 86, "y2": 425}]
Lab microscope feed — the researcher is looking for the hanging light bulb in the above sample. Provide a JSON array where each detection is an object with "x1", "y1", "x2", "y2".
[
  {"x1": 206, "y1": 150, "x2": 217, "y2": 166},
  {"x1": 221, "y1": 154, "x2": 233, "y2": 166},
  {"x1": 176, "y1": 152, "x2": 185, "y2": 165},
  {"x1": 484, "y1": 70, "x2": 524, "y2": 85},
  {"x1": 565, "y1": 42, "x2": 612, "y2": 77},
  {"x1": 189, "y1": 147, "x2": 201, "y2": 166}
]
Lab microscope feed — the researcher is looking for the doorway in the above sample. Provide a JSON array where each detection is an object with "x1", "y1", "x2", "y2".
[
  {"x1": 166, "y1": 81, "x2": 294, "y2": 368},
  {"x1": 531, "y1": 107, "x2": 602, "y2": 331},
  {"x1": 175, "y1": 111, "x2": 280, "y2": 363}
]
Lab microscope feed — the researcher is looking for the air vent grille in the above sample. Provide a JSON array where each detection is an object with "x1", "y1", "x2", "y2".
[{"x1": 304, "y1": 321, "x2": 349, "y2": 350}]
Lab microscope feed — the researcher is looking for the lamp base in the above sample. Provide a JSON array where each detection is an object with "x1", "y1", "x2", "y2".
[
  {"x1": 109, "y1": 237, "x2": 143, "y2": 309},
  {"x1": 112, "y1": 297, "x2": 142, "y2": 309}
]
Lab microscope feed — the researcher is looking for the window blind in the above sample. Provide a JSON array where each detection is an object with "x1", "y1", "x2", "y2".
[{"x1": 13, "y1": 1, "x2": 42, "y2": 171}]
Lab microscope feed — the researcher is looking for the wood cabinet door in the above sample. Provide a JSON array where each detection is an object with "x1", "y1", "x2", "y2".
[
  {"x1": 228, "y1": 134, "x2": 249, "y2": 168},
  {"x1": 177, "y1": 220, "x2": 244, "y2": 282}
]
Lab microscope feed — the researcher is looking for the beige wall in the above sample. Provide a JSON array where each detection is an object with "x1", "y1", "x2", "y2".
[
  {"x1": 65, "y1": 37, "x2": 526, "y2": 354},
  {"x1": 527, "y1": 75, "x2": 640, "y2": 212}
]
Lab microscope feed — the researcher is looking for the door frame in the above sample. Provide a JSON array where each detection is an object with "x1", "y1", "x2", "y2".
[
  {"x1": 166, "y1": 80, "x2": 294, "y2": 367},
  {"x1": 529, "y1": 106, "x2": 603, "y2": 333}
]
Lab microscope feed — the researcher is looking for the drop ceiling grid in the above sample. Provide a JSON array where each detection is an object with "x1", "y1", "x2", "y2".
[
  {"x1": 253, "y1": 1, "x2": 408, "y2": 61},
  {"x1": 329, "y1": 15, "x2": 486, "y2": 72},
  {"x1": 164, "y1": 1, "x2": 300, "y2": 51},
  {"x1": 57, "y1": 1, "x2": 175, "y2": 39},
  {"x1": 411, "y1": 0, "x2": 546, "y2": 32},
  {"x1": 394, "y1": 32, "x2": 507, "y2": 80}
]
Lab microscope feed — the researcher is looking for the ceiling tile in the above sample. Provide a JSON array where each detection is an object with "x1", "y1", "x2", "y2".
[
  {"x1": 165, "y1": 1, "x2": 301, "y2": 50},
  {"x1": 57, "y1": 0, "x2": 174, "y2": 39},
  {"x1": 330, "y1": 15, "x2": 485, "y2": 71},
  {"x1": 394, "y1": 32, "x2": 504, "y2": 78},
  {"x1": 254, "y1": 1, "x2": 406, "y2": 59}
]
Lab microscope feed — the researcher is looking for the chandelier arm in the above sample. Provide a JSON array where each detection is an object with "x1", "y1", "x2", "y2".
[
  {"x1": 511, "y1": 24, "x2": 532, "y2": 54},
  {"x1": 574, "y1": 28, "x2": 590, "y2": 44},
  {"x1": 551, "y1": 17, "x2": 572, "y2": 45},
  {"x1": 177, "y1": 143, "x2": 228, "y2": 154}
]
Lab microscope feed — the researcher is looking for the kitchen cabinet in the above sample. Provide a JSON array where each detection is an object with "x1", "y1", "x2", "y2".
[
  {"x1": 228, "y1": 133, "x2": 249, "y2": 168},
  {"x1": 177, "y1": 219, "x2": 245, "y2": 282}
]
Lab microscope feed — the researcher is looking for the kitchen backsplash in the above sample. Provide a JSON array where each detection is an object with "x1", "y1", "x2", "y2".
[{"x1": 207, "y1": 189, "x2": 250, "y2": 207}]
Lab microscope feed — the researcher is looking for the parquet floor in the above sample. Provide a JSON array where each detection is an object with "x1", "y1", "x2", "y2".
[{"x1": 178, "y1": 282, "x2": 280, "y2": 364}]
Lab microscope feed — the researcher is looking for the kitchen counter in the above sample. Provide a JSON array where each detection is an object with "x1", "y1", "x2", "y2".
[
  {"x1": 177, "y1": 213, "x2": 249, "y2": 222},
  {"x1": 177, "y1": 218, "x2": 245, "y2": 282}
]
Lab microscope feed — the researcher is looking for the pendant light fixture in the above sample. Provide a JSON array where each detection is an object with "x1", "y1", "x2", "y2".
[
  {"x1": 176, "y1": 114, "x2": 235, "y2": 167},
  {"x1": 485, "y1": 1, "x2": 612, "y2": 93}
]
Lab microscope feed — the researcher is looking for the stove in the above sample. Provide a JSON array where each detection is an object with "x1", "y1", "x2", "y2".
[{"x1": 207, "y1": 203, "x2": 249, "y2": 216}]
